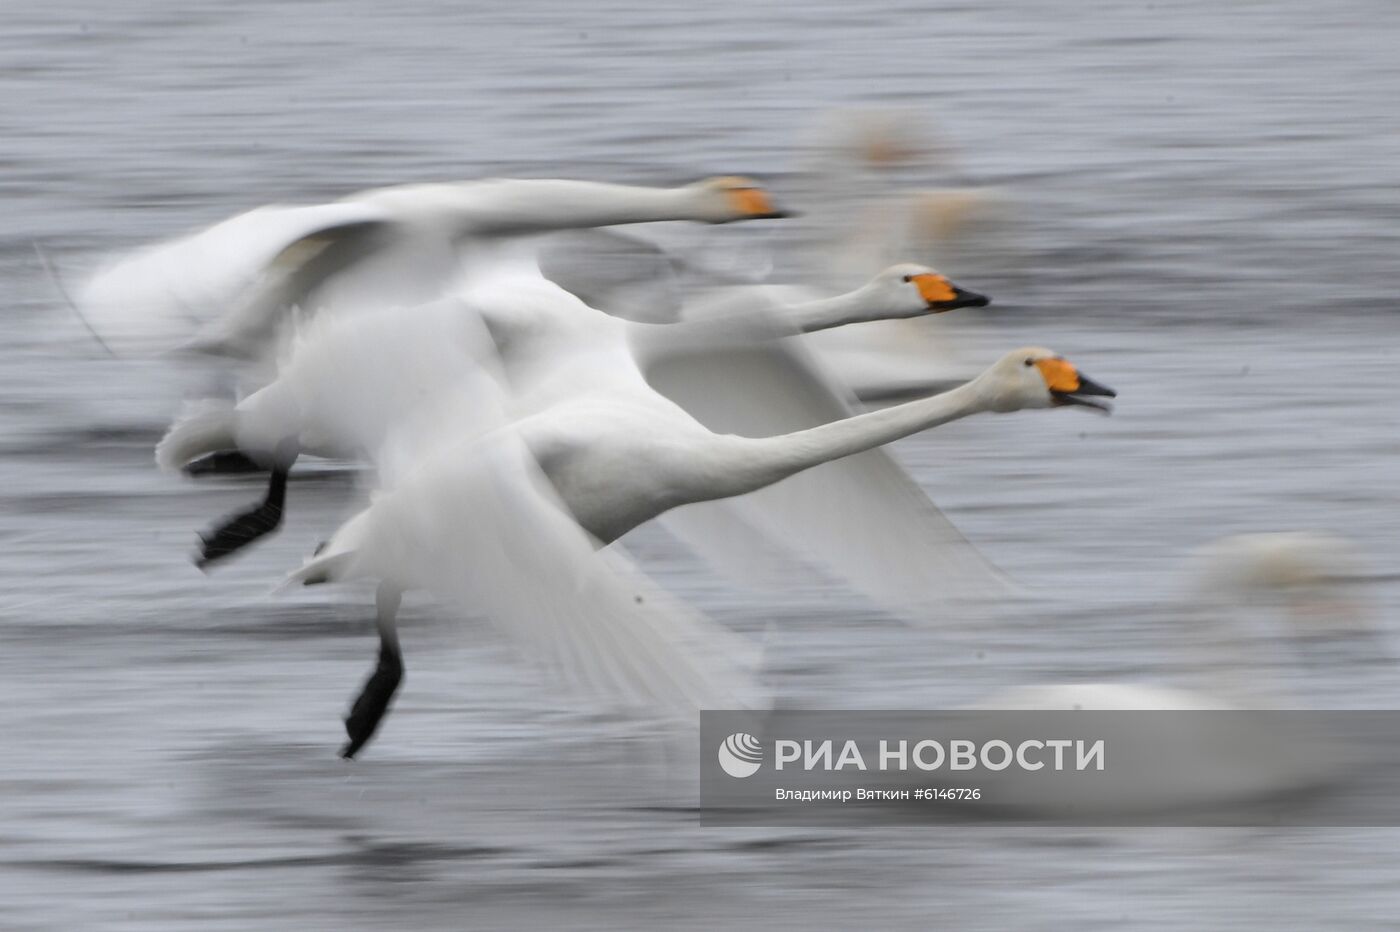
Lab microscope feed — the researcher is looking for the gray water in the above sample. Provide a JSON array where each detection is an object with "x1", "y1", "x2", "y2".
[{"x1": 4, "y1": 1, "x2": 1400, "y2": 928}]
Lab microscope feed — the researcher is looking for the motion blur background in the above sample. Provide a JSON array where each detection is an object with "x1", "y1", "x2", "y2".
[{"x1": 4, "y1": 0, "x2": 1400, "y2": 927}]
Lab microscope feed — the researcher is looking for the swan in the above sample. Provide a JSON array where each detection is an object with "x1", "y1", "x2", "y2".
[
  {"x1": 980, "y1": 533, "x2": 1379, "y2": 713},
  {"x1": 912, "y1": 532, "x2": 1386, "y2": 819},
  {"x1": 77, "y1": 175, "x2": 788, "y2": 359},
  {"x1": 994, "y1": 532, "x2": 1379, "y2": 710},
  {"x1": 161, "y1": 262, "x2": 988, "y2": 569},
  {"x1": 286, "y1": 343, "x2": 1114, "y2": 757},
  {"x1": 761, "y1": 110, "x2": 1012, "y2": 400}
]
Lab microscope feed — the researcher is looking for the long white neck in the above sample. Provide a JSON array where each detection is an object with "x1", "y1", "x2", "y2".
[
  {"x1": 626, "y1": 284, "x2": 914, "y2": 361},
  {"x1": 710, "y1": 380, "x2": 989, "y2": 500},
  {"x1": 783, "y1": 286, "x2": 918, "y2": 333},
  {"x1": 446, "y1": 179, "x2": 706, "y2": 235}
]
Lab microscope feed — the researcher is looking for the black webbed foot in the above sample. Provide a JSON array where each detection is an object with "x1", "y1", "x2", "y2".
[
  {"x1": 195, "y1": 469, "x2": 288, "y2": 569},
  {"x1": 341, "y1": 641, "x2": 404, "y2": 759}
]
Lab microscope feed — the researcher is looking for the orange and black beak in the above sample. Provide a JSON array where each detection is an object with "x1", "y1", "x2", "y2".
[
  {"x1": 945, "y1": 283, "x2": 990, "y2": 310},
  {"x1": 1036, "y1": 357, "x2": 1117, "y2": 412},
  {"x1": 1052, "y1": 372, "x2": 1115, "y2": 411},
  {"x1": 729, "y1": 186, "x2": 792, "y2": 220},
  {"x1": 907, "y1": 273, "x2": 990, "y2": 312}
]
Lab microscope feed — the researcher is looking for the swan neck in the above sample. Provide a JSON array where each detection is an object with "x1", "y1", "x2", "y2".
[
  {"x1": 785, "y1": 286, "x2": 898, "y2": 333},
  {"x1": 725, "y1": 380, "x2": 988, "y2": 496},
  {"x1": 455, "y1": 180, "x2": 704, "y2": 234}
]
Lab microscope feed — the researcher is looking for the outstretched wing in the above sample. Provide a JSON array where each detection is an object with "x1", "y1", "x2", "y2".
[
  {"x1": 643, "y1": 336, "x2": 1011, "y2": 625},
  {"x1": 361, "y1": 431, "x2": 766, "y2": 717},
  {"x1": 78, "y1": 201, "x2": 394, "y2": 357}
]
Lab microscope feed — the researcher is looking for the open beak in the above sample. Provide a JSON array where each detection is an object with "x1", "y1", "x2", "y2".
[{"x1": 1051, "y1": 371, "x2": 1117, "y2": 413}]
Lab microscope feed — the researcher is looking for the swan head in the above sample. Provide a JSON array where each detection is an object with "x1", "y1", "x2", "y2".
[
  {"x1": 691, "y1": 176, "x2": 789, "y2": 223},
  {"x1": 866, "y1": 263, "x2": 990, "y2": 315},
  {"x1": 1187, "y1": 532, "x2": 1376, "y2": 640},
  {"x1": 974, "y1": 347, "x2": 1116, "y2": 414}
]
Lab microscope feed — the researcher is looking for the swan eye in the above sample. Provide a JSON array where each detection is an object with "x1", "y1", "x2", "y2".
[
  {"x1": 1023, "y1": 358, "x2": 1034, "y2": 367},
  {"x1": 902, "y1": 274, "x2": 912, "y2": 282}
]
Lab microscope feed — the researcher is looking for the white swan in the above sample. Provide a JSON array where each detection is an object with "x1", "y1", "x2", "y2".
[
  {"x1": 921, "y1": 532, "x2": 1384, "y2": 818},
  {"x1": 988, "y1": 532, "x2": 1377, "y2": 712},
  {"x1": 77, "y1": 175, "x2": 787, "y2": 358},
  {"x1": 287, "y1": 343, "x2": 1114, "y2": 756},
  {"x1": 161, "y1": 263, "x2": 988, "y2": 570}
]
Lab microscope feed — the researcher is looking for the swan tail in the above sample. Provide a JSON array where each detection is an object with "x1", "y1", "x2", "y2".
[
  {"x1": 156, "y1": 400, "x2": 241, "y2": 473},
  {"x1": 281, "y1": 549, "x2": 355, "y2": 588},
  {"x1": 278, "y1": 508, "x2": 374, "y2": 589}
]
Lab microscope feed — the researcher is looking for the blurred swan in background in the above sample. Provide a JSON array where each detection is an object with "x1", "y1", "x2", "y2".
[
  {"x1": 783, "y1": 109, "x2": 1012, "y2": 401},
  {"x1": 936, "y1": 532, "x2": 1387, "y2": 817},
  {"x1": 163, "y1": 261, "x2": 987, "y2": 569},
  {"x1": 289, "y1": 341, "x2": 1114, "y2": 756},
  {"x1": 77, "y1": 175, "x2": 786, "y2": 360},
  {"x1": 986, "y1": 531, "x2": 1381, "y2": 712}
]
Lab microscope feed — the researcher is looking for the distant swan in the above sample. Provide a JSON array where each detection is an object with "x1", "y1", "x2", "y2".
[{"x1": 932, "y1": 532, "x2": 1382, "y2": 818}]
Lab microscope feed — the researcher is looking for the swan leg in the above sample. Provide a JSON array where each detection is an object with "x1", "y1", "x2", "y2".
[
  {"x1": 195, "y1": 467, "x2": 290, "y2": 569},
  {"x1": 183, "y1": 450, "x2": 266, "y2": 476},
  {"x1": 341, "y1": 584, "x2": 404, "y2": 760}
]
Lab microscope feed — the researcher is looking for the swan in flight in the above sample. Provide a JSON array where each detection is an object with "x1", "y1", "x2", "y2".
[
  {"x1": 77, "y1": 175, "x2": 787, "y2": 359},
  {"x1": 286, "y1": 342, "x2": 1114, "y2": 756},
  {"x1": 161, "y1": 263, "x2": 988, "y2": 570}
]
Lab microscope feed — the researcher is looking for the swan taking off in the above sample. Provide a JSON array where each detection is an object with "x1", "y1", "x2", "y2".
[
  {"x1": 288, "y1": 345, "x2": 1114, "y2": 757},
  {"x1": 78, "y1": 176, "x2": 789, "y2": 359},
  {"x1": 162, "y1": 263, "x2": 989, "y2": 571}
]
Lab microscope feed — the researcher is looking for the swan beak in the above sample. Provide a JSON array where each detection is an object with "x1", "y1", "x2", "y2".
[
  {"x1": 945, "y1": 284, "x2": 990, "y2": 310},
  {"x1": 728, "y1": 186, "x2": 792, "y2": 220},
  {"x1": 1051, "y1": 370, "x2": 1116, "y2": 413},
  {"x1": 911, "y1": 273, "x2": 990, "y2": 311}
]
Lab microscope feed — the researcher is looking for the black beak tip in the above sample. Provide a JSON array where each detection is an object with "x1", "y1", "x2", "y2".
[
  {"x1": 1078, "y1": 374, "x2": 1117, "y2": 398},
  {"x1": 949, "y1": 287, "x2": 990, "y2": 309}
]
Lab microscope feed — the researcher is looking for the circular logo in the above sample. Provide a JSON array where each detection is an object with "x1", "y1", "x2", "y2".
[{"x1": 718, "y1": 732, "x2": 763, "y2": 778}]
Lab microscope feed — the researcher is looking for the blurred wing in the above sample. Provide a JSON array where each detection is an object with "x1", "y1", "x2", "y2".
[
  {"x1": 369, "y1": 433, "x2": 766, "y2": 716},
  {"x1": 802, "y1": 315, "x2": 976, "y2": 404},
  {"x1": 272, "y1": 295, "x2": 507, "y2": 475},
  {"x1": 78, "y1": 201, "x2": 392, "y2": 357},
  {"x1": 533, "y1": 229, "x2": 684, "y2": 323},
  {"x1": 643, "y1": 338, "x2": 1010, "y2": 624}
]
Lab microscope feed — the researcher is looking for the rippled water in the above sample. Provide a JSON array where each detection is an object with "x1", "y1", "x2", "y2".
[{"x1": 4, "y1": 1, "x2": 1400, "y2": 927}]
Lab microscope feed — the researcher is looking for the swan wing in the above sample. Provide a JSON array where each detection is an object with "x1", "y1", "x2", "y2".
[
  {"x1": 257, "y1": 294, "x2": 506, "y2": 472},
  {"x1": 366, "y1": 431, "x2": 766, "y2": 716},
  {"x1": 77, "y1": 201, "x2": 393, "y2": 356},
  {"x1": 644, "y1": 337, "x2": 1010, "y2": 623},
  {"x1": 531, "y1": 229, "x2": 684, "y2": 323}
]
